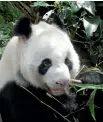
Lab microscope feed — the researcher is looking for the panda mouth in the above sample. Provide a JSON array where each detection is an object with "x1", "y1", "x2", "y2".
[
  {"x1": 49, "y1": 88, "x2": 64, "y2": 95},
  {"x1": 45, "y1": 84, "x2": 65, "y2": 95}
]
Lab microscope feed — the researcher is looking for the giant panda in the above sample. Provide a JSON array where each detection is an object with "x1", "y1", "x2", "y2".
[{"x1": 0, "y1": 16, "x2": 103, "y2": 122}]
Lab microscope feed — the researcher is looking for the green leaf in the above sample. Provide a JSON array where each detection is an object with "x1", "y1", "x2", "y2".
[
  {"x1": 77, "y1": 87, "x2": 86, "y2": 93},
  {"x1": 73, "y1": 117, "x2": 79, "y2": 122},
  {"x1": 100, "y1": 20, "x2": 103, "y2": 33},
  {"x1": 77, "y1": 1, "x2": 96, "y2": 15},
  {"x1": 0, "y1": 31, "x2": 9, "y2": 41},
  {"x1": 69, "y1": 2, "x2": 80, "y2": 14},
  {"x1": 89, "y1": 89, "x2": 97, "y2": 120},
  {"x1": 69, "y1": 1, "x2": 96, "y2": 15},
  {"x1": 73, "y1": 83, "x2": 103, "y2": 90},
  {"x1": 0, "y1": 15, "x2": 5, "y2": 24},
  {"x1": 33, "y1": 1, "x2": 50, "y2": 7},
  {"x1": 83, "y1": 16, "x2": 101, "y2": 40}
]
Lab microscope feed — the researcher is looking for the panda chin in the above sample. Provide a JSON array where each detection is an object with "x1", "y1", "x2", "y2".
[{"x1": 50, "y1": 91, "x2": 64, "y2": 96}]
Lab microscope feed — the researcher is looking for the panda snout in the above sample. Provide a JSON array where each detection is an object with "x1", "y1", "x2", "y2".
[
  {"x1": 56, "y1": 80, "x2": 68, "y2": 87},
  {"x1": 48, "y1": 80, "x2": 69, "y2": 96}
]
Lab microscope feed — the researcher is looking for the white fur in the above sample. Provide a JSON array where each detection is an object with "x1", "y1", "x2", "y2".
[{"x1": 0, "y1": 21, "x2": 80, "y2": 95}]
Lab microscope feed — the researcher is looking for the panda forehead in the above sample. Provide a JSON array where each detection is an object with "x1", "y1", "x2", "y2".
[
  {"x1": 30, "y1": 29, "x2": 69, "y2": 50},
  {"x1": 30, "y1": 36, "x2": 69, "y2": 57},
  {"x1": 31, "y1": 21, "x2": 63, "y2": 36},
  {"x1": 33, "y1": 43, "x2": 68, "y2": 60},
  {"x1": 31, "y1": 22, "x2": 67, "y2": 41},
  {"x1": 28, "y1": 39, "x2": 69, "y2": 64}
]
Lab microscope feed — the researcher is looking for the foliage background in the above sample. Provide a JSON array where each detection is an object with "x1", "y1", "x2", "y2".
[{"x1": 0, "y1": 1, "x2": 103, "y2": 70}]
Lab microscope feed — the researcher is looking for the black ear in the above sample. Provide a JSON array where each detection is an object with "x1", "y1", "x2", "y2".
[
  {"x1": 52, "y1": 13, "x2": 64, "y2": 30},
  {"x1": 13, "y1": 16, "x2": 32, "y2": 39},
  {"x1": 43, "y1": 10, "x2": 64, "y2": 30}
]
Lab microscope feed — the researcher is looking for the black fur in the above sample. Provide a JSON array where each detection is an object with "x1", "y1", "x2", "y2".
[
  {"x1": 43, "y1": 12, "x2": 64, "y2": 30},
  {"x1": 52, "y1": 13, "x2": 64, "y2": 30},
  {"x1": 0, "y1": 81, "x2": 103, "y2": 122},
  {"x1": 65, "y1": 57, "x2": 72, "y2": 71},
  {"x1": 13, "y1": 16, "x2": 32, "y2": 38},
  {"x1": 0, "y1": 82, "x2": 77, "y2": 122},
  {"x1": 38, "y1": 58, "x2": 52, "y2": 75}
]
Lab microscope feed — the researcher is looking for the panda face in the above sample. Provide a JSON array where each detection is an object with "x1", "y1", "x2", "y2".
[
  {"x1": 12, "y1": 17, "x2": 80, "y2": 96},
  {"x1": 19, "y1": 25, "x2": 79, "y2": 96},
  {"x1": 37, "y1": 56, "x2": 72, "y2": 95}
]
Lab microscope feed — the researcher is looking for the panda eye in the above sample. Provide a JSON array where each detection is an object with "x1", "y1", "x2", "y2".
[
  {"x1": 65, "y1": 57, "x2": 72, "y2": 70},
  {"x1": 42, "y1": 58, "x2": 51, "y2": 66},
  {"x1": 38, "y1": 58, "x2": 52, "y2": 75}
]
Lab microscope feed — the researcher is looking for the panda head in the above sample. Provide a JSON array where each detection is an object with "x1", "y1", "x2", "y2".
[{"x1": 14, "y1": 16, "x2": 80, "y2": 96}]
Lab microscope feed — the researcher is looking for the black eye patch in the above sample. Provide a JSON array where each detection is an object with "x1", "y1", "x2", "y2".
[
  {"x1": 38, "y1": 58, "x2": 52, "y2": 75},
  {"x1": 65, "y1": 57, "x2": 72, "y2": 70}
]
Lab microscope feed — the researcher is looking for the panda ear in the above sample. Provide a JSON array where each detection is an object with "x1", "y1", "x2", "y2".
[
  {"x1": 52, "y1": 13, "x2": 64, "y2": 30},
  {"x1": 13, "y1": 16, "x2": 32, "y2": 39},
  {"x1": 43, "y1": 10, "x2": 64, "y2": 30}
]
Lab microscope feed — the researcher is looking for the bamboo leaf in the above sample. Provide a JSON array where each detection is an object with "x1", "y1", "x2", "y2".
[
  {"x1": 83, "y1": 16, "x2": 101, "y2": 40},
  {"x1": 76, "y1": 87, "x2": 86, "y2": 93},
  {"x1": 73, "y1": 83, "x2": 103, "y2": 90},
  {"x1": 77, "y1": 1, "x2": 96, "y2": 15},
  {"x1": 89, "y1": 89, "x2": 97, "y2": 120},
  {"x1": 33, "y1": 1, "x2": 50, "y2": 7}
]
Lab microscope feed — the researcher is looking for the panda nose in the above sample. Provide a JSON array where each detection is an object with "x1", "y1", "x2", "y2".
[{"x1": 56, "y1": 81, "x2": 66, "y2": 87}]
